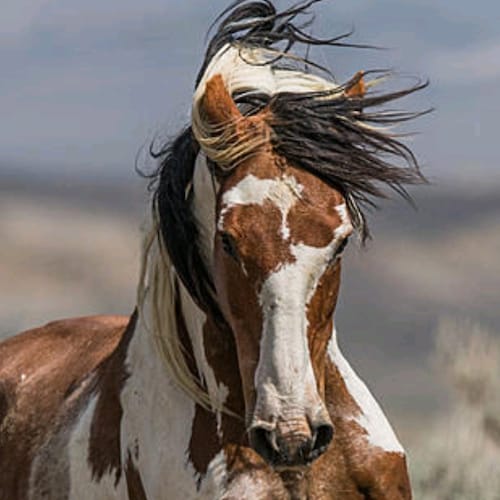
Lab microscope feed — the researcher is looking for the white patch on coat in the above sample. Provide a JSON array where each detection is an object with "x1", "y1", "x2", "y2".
[
  {"x1": 178, "y1": 282, "x2": 229, "y2": 430},
  {"x1": 327, "y1": 329, "x2": 404, "y2": 453},
  {"x1": 219, "y1": 173, "x2": 304, "y2": 239},
  {"x1": 255, "y1": 241, "x2": 338, "y2": 416},
  {"x1": 220, "y1": 463, "x2": 283, "y2": 499},
  {"x1": 67, "y1": 396, "x2": 128, "y2": 499},
  {"x1": 336, "y1": 202, "x2": 350, "y2": 228},
  {"x1": 202, "y1": 450, "x2": 229, "y2": 498},
  {"x1": 119, "y1": 312, "x2": 203, "y2": 499}
]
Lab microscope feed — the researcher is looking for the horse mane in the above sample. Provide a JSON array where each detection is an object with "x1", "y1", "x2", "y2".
[{"x1": 139, "y1": 0, "x2": 429, "y2": 410}]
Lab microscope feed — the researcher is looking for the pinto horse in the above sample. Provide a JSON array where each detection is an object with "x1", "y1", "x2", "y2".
[{"x1": 0, "y1": 2, "x2": 427, "y2": 499}]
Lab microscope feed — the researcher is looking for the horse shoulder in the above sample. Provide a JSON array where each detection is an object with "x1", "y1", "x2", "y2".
[{"x1": 0, "y1": 315, "x2": 128, "y2": 500}]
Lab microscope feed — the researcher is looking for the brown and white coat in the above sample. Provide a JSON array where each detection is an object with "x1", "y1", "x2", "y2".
[
  {"x1": 0, "y1": 2, "x2": 427, "y2": 498},
  {"x1": 0, "y1": 152, "x2": 411, "y2": 499}
]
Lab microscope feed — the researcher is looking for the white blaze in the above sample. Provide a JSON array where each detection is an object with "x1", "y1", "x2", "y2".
[
  {"x1": 256, "y1": 242, "x2": 333, "y2": 412},
  {"x1": 220, "y1": 172, "x2": 352, "y2": 418},
  {"x1": 255, "y1": 220, "x2": 349, "y2": 415}
]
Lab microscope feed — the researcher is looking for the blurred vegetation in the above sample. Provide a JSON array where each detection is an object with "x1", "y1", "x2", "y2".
[{"x1": 411, "y1": 319, "x2": 500, "y2": 499}]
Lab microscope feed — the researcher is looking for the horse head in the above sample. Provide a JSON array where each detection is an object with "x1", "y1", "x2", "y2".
[
  {"x1": 197, "y1": 75, "x2": 352, "y2": 466},
  {"x1": 148, "y1": 1, "x2": 427, "y2": 478}
]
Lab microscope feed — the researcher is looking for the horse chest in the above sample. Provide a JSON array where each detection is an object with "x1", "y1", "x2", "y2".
[{"x1": 61, "y1": 375, "x2": 222, "y2": 500}]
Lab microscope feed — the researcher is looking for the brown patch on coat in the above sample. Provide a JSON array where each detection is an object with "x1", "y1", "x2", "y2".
[
  {"x1": 173, "y1": 286, "x2": 250, "y2": 484},
  {"x1": 346, "y1": 445, "x2": 412, "y2": 500},
  {"x1": 220, "y1": 200, "x2": 295, "y2": 280},
  {"x1": 178, "y1": 293, "x2": 222, "y2": 479},
  {"x1": 306, "y1": 263, "x2": 342, "y2": 397},
  {"x1": 189, "y1": 403, "x2": 221, "y2": 482},
  {"x1": 213, "y1": 230, "x2": 265, "y2": 415},
  {"x1": 172, "y1": 290, "x2": 235, "y2": 480},
  {"x1": 286, "y1": 167, "x2": 346, "y2": 248},
  {"x1": 0, "y1": 315, "x2": 128, "y2": 500},
  {"x1": 189, "y1": 315, "x2": 248, "y2": 479},
  {"x1": 300, "y1": 358, "x2": 412, "y2": 499},
  {"x1": 323, "y1": 419, "x2": 411, "y2": 499},
  {"x1": 174, "y1": 286, "x2": 231, "y2": 480},
  {"x1": 88, "y1": 311, "x2": 138, "y2": 485},
  {"x1": 125, "y1": 451, "x2": 148, "y2": 500}
]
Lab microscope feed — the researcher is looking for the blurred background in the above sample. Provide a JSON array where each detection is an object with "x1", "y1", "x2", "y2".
[{"x1": 1, "y1": 1, "x2": 499, "y2": 495}]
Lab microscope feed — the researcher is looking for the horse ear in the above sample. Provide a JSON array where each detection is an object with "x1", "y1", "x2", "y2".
[
  {"x1": 202, "y1": 74, "x2": 243, "y2": 127},
  {"x1": 345, "y1": 71, "x2": 366, "y2": 98}
]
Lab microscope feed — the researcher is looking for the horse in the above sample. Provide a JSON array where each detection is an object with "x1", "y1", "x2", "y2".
[{"x1": 0, "y1": 2, "x2": 428, "y2": 499}]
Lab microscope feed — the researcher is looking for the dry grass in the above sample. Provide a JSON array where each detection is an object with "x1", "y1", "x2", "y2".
[{"x1": 411, "y1": 319, "x2": 500, "y2": 499}]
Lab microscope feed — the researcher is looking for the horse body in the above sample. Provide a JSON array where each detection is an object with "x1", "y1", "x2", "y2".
[
  {"x1": 0, "y1": 153, "x2": 409, "y2": 500},
  {"x1": 0, "y1": 297, "x2": 408, "y2": 500},
  {"x1": 0, "y1": 2, "x2": 428, "y2": 498},
  {"x1": 0, "y1": 316, "x2": 127, "y2": 499}
]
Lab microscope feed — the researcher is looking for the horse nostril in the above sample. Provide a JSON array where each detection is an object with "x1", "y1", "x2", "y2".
[
  {"x1": 249, "y1": 421, "x2": 333, "y2": 466},
  {"x1": 310, "y1": 423, "x2": 334, "y2": 460},
  {"x1": 249, "y1": 426, "x2": 279, "y2": 465},
  {"x1": 250, "y1": 426, "x2": 316, "y2": 467}
]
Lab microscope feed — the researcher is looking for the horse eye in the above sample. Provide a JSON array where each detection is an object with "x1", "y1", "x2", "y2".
[
  {"x1": 336, "y1": 237, "x2": 349, "y2": 256},
  {"x1": 220, "y1": 232, "x2": 239, "y2": 261},
  {"x1": 329, "y1": 237, "x2": 349, "y2": 265}
]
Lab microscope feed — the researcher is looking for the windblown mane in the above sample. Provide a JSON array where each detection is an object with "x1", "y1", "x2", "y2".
[{"x1": 139, "y1": 0, "x2": 429, "y2": 408}]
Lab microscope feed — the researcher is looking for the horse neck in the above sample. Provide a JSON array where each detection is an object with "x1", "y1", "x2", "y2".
[
  {"x1": 177, "y1": 283, "x2": 244, "y2": 417},
  {"x1": 125, "y1": 150, "x2": 245, "y2": 425},
  {"x1": 180, "y1": 153, "x2": 245, "y2": 416},
  {"x1": 122, "y1": 275, "x2": 246, "y2": 487}
]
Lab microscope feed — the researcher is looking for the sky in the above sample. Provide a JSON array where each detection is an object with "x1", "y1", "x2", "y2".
[{"x1": 1, "y1": 0, "x2": 499, "y2": 188}]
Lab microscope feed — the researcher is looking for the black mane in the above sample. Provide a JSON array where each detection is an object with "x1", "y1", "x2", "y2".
[{"x1": 144, "y1": 0, "x2": 429, "y2": 319}]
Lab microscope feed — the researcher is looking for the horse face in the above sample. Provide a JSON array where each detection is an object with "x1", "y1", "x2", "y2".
[{"x1": 213, "y1": 153, "x2": 353, "y2": 467}]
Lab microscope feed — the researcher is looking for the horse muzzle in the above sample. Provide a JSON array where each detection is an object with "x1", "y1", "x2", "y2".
[{"x1": 248, "y1": 413, "x2": 334, "y2": 467}]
